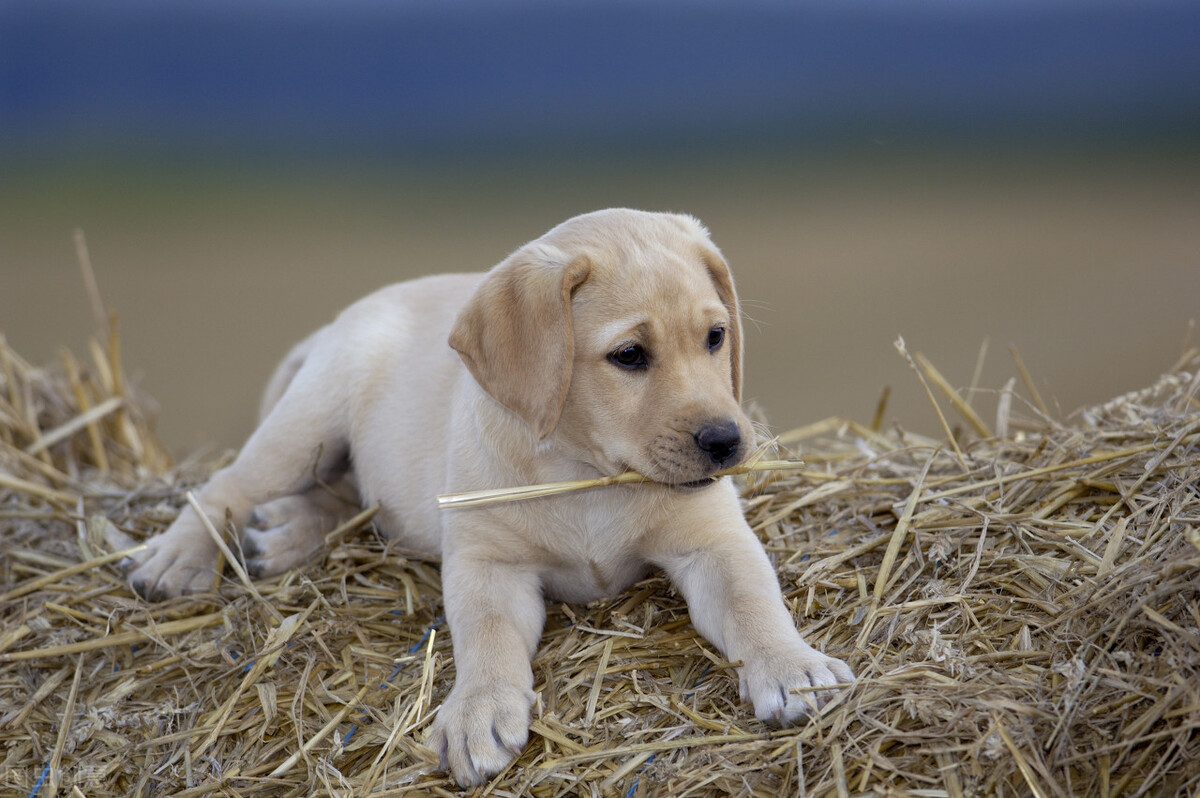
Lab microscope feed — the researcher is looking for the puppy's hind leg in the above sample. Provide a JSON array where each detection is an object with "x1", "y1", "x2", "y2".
[
  {"x1": 242, "y1": 474, "x2": 360, "y2": 578},
  {"x1": 123, "y1": 332, "x2": 354, "y2": 600}
]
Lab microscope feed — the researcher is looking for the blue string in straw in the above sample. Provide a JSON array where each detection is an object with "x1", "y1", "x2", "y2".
[
  {"x1": 625, "y1": 662, "x2": 712, "y2": 795},
  {"x1": 28, "y1": 764, "x2": 50, "y2": 798},
  {"x1": 342, "y1": 616, "x2": 443, "y2": 746}
]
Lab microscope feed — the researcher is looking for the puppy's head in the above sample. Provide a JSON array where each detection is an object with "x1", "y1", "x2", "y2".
[{"x1": 450, "y1": 208, "x2": 752, "y2": 487}]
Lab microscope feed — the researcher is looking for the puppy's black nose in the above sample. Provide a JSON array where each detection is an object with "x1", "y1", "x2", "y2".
[{"x1": 694, "y1": 421, "x2": 742, "y2": 466}]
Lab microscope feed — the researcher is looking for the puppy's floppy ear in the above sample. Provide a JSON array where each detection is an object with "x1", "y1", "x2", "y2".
[
  {"x1": 450, "y1": 247, "x2": 591, "y2": 438},
  {"x1": 700, "y1": 247, "x2": 744, "y2": 402}
]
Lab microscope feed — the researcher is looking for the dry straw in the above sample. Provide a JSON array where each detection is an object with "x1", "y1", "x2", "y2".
[
  {"x1": 3, "y1": 309, "x2": 1199, "y2": 796},
  {"x1": 436, "y1": 459, "x2": 807, "y2": 509}
]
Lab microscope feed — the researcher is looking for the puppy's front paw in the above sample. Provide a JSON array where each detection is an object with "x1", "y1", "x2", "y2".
[
  {"x1": 241, "y1": 495, "x2": 329, "y2": 578},
  {"x1": 428, "y1": 680, "x2": 535, "y2": 788},
  {"x1": 121, "y1": 519, "x2": 220, "y2": 601},
  {"x1": 740, "y1": 643, "x2": 854, "y2": 726}
]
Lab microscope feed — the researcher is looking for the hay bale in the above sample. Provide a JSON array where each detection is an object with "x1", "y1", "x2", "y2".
[{"x1": 2, "y1": 323, "x2": 1198, "y2": 797}]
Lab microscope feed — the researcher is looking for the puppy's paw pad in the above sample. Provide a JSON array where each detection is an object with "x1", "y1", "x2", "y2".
[
  {"x1": 428, "y1": 681, "x2": 535, "y2": 787},
  {"x1": 120, "y1": 516, "x2": 222, "y2": 601},
  {"x1": 741, "y1": 647, "x2": 855, "y2": 727},
  {"x1": 126, "y1": 550, "x2": 218, "y2": 601},
  {"x1": 241, "y1": 523, "x2": 322, "y2": 578}
]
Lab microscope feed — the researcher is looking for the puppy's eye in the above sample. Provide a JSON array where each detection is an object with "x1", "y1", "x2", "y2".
[
  {"x1": 608, "y1": 344, "x2": 648, "y2": 370},
  {"x1": 707, "y1": 326, "x2": 726, "y2": 352}
]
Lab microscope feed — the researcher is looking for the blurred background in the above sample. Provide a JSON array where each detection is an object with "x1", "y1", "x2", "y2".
[{"x1": 2, "y1": 0, "x2": 1199, "y2": 457}]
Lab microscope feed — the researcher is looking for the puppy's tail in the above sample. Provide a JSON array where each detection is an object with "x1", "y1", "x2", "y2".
[{"x1": 258, "y1": 328, "x2": 323, "y2": 422}]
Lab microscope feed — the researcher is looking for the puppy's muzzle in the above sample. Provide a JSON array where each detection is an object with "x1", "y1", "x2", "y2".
[{"x1": 694, "y1": 420, "x2": 743, "y2": 468}]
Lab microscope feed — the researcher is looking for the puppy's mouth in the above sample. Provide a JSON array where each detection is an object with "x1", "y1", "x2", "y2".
[
  {"x1": 613, "y1": 460, "x2": 720, "y2": 492},
  {"x1": 635, "y1": 424, "x2": 750, "y2": 491},
  {"x1": 668, "y1": 476, "x2": 721, "y2": 492},
  {"x1": 637, "y1": 464, "x2": 726, "y2": 491}
]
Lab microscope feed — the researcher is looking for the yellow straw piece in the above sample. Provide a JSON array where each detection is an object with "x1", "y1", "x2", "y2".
[{"x1": 436, "y1": 459, "x2": 807, "y2": 509}]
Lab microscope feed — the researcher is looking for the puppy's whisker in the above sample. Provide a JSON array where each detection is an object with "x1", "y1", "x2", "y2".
[{"x1": 436, "y1": 459, "x2": 805, "y2": 509}]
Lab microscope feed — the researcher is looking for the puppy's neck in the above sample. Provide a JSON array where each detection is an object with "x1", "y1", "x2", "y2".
[{"x1": 469, "y1": 387, "x2": 607, "y2": 487}]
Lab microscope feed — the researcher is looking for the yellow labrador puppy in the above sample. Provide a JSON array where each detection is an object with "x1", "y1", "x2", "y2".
[{"x1": 121, "y1": 208, "x2": 854, "y2": 786}]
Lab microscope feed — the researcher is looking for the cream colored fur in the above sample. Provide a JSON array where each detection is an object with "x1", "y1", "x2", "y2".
[{"x1": 121, "y1": 209, "x2": 854, "y2": 787}]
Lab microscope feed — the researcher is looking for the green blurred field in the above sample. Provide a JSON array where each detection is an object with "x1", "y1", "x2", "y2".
[{"x1": 3, "y1": 149, "x2": 1198, "y2": 455}]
